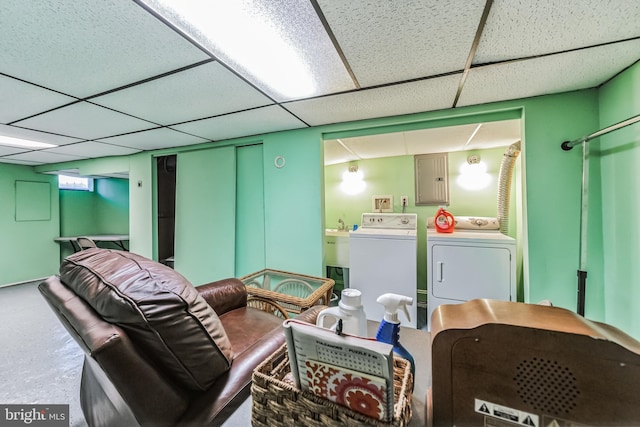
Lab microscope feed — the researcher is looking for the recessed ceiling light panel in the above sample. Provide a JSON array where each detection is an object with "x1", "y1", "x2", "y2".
[
  {"x1": 141, "y1": 0, "x2": 355, "y2": 101},
  {"x1": 0, "y1": 135, "x2": 57, "y2": 149}
]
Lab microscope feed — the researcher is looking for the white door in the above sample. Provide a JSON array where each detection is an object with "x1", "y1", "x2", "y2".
[{"x1": 431, "y1": 244, "x2": 512, "y2": 301}]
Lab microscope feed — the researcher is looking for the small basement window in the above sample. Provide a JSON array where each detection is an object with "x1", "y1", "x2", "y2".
[{"x1": 58, "y1": 174, "x2": 94, "y2": 191}]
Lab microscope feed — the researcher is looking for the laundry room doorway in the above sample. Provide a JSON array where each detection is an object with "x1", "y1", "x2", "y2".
[{"x1": 323, "y1": 115, "x2": 526, "y2": 329}]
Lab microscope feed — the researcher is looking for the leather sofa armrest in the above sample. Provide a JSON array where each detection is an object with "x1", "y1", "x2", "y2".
[{"x1": 197, "y1": 278, "x2": 248, "y2": 315}]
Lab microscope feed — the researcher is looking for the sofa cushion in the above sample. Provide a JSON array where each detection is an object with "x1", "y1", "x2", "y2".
[{"x1": 59, "y1": 248, "x2": 233, "y2": 392}]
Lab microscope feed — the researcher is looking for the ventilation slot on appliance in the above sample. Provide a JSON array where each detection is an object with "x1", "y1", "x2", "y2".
[{"x1": 514, "y1": 358, "x2": 580, "y2": 416}]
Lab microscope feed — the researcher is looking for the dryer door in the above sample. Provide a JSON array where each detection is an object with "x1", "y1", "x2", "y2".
[{"x1": 431, "y1": 244, "x2": 512, "y2": 301}]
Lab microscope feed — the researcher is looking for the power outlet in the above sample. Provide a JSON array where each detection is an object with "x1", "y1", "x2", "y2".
[{"x1": 401, "y1": 196, "x2": 409, "y2": 206}]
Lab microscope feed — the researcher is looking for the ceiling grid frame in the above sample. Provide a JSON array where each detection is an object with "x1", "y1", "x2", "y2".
[{"x1": 0, "y1": 0, "x2": 636, "y2": 166}]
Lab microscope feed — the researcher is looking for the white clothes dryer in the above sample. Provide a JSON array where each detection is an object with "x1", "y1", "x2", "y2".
[{"x1": 427, "y1": 216, "x2": 516, "y2": 330}]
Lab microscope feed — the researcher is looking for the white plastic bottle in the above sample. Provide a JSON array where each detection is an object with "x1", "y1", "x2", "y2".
[{"x1": 316, "y1": 288, "x2": 368, "y2": 337}]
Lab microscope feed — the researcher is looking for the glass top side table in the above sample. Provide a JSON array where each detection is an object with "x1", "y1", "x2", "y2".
[{"x1": 240, "y1": 269, "x2": 335, "y2": 316}]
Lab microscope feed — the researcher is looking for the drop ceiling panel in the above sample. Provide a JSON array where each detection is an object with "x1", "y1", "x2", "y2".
[
  {"x1": 0, "y1": 0, "x2": 209, "y2": 98},
  {"x1": 404, "y1": 124, "x2": 480, "y2": 154},
  {"x1": 0, "y1": 75, "x2": 76, "y2": 124},
  {"x1": 458, "y1": 40, "x2": 640, "y2": 107},
  {"x1": 43, "y1": 141, "x2": 140, "y2": 158},
  {"x1": 284, "y1": 74, "x2": 461, "y2": 126},
  {"x1": 469, "y1": 120, "x2": 521, "y2": 149},
  {"x1": 97, "y1": 128, "x2": 209, "y2": 151},
  {"x1": 475, "y1": 0, "x2": 640, "y2": 63},
  {"x1": 0, "y1": 145, "x2": 29, "y2": 156},
  {"x1": 341, "y1": 133, "x2": 408, "y2": 159},
  {"x1": 142, "y1": 0, "x2": 354, "y2": 101},
  {"x1": 318, "y1": 0, "x2": 485, "y2": 87},
  {"x1": 91, "y1": 62, "x2": 274, "y2": 125},
  {"x1": 324, "y1": 139, "x2": 360, "y2": 166},
  {"x1": 0, "y1": 158, "x2": 41, "y2": 165},
  {"x1": 171, "y1": 106, "x2": 307, "y2": 141},
  {"x1": 0, "y1": 124, "x2": 82, "y2": 146},
  {"x1": 14, "y1": 102, "x2": 157, "y2": 140},
  {"x1": 324, "y1": 119, "x2": 522, "y2": 165},
  {"x1": 2, "y1": 150, "x2": 84, "y2": 165}
]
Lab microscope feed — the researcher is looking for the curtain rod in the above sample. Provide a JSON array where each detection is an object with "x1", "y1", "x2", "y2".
[{"x1": 561, "y1": 113, "x2": 640, "y2": 151}]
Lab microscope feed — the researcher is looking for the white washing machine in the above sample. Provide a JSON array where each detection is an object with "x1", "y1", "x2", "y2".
[
  {"x1": 427, "y1": 217, "x2": 516, "y2": 329},
  {"x1": 349, "y1": 213, "x2": 418, "y2": 328}
]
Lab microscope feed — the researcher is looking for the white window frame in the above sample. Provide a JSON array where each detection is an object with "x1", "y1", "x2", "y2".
[{"x1": 58, "y1": 174, "x2": 94, "y2": 191}]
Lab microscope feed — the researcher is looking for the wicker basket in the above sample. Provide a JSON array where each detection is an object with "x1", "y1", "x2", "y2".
[{"x1": 251, "y1": 344, "x2": 413, "y2": 427}]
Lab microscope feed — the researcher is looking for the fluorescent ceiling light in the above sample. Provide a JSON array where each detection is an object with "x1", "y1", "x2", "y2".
[
  {"x1": 0, "y1": 135, "x2": 57, "y2": 149},
  {"x1": 142, "y1": 0, "x2": 354, "y2": 101}
]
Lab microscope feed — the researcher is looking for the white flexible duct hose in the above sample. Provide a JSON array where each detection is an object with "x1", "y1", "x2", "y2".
[{"x1": 497, "y1": 141, "x2": 521, "y2": 235}]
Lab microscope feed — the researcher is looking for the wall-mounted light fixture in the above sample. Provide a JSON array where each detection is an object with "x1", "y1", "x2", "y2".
[
  {"x1": 340, "y1": 164, "x2": 365, "y2": 195},
  {"x1": 457, "y1": 154, "x2": 491, "y2": 190}
]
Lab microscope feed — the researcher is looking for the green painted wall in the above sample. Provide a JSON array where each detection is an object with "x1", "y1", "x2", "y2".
[
  {"x1": 28, "y1": 88, "x2": 630, "y2": 333},
  {"x1": 324, "y1": 146, "x2": 520, "y2": 304},
  {"x1": 35, "y1": 90, "x2": 596, "y2": 311},
  {"x1": 59, "y1": 177, "x2": 129, "y2": 259},
  {"x1": 0, "y1": 163, "x2": 59, "y2": 285},
  {"x1": 128, "y1": 153, "x2": 153, "y2": 257},
  {"x1": 262, "y1": 129, "x2": 325, "y2": 274},
  {"x1": 60, "y1": 178, "x2": 129, "y2": 235},
  {"x1": 236, "y1": 144, "x2": 266, "y2": 277},
  {"x1": 174, "y1": 146, "x2": 237, "y2": 285},
  {"x1": 597, "y1": 61, "x2": 640, "y2": 337}
]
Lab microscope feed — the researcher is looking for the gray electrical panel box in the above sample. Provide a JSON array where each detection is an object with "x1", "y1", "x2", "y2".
[{"x1": 415, "y1": 153, "x2": 449, "y2": 205}]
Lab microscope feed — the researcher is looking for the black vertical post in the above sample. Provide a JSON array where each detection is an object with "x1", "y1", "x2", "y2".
[{"x1": 577, "y1": 270, "x2": 587, "y2": 316}]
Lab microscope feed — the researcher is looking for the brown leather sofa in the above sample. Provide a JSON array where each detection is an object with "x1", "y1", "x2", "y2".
[{"x1": 39, "y1": 248, "x2": 324, "y2": 427}]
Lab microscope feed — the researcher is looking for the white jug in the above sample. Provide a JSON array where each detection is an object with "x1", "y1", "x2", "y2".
[{"x1": 316, "y1": 288, "x2": 368, "y2": 337}]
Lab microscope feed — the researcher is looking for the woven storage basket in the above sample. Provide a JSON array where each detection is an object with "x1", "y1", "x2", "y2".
[{"x1": 251, "y1": 343, "x2": 413, "y2": 427}]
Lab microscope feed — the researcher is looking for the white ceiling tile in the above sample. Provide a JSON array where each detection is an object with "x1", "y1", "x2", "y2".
[
  {"x1": 469, "y1": 120, "x2": 522, "y2": 149},
  {"x1": 324, "y1": 119, "x2": 522, "y2": 165},
  {"x1": 0, "y1": 0, "x2": 209, "y2": 98},
  {"x1": 43, "y1": 141, "x2": 140, "y2": 158},
  {"x1": 341, "y1": 133, "x2": 407, "y2": 159},
  {"x1": 96, "y1": 128, "x2": 209, "y2": 151},
  {"x1": 142, "y1": 0, "x2": 355, "y2": 101},
  {"x1": 0, "y1": 75, "x2": 76, "y2": 124},
  {"x1": 0, "y1": 158, "x2": 41, "y2": 165},
  {"x1": 284, "y1": 74, "x2": 461, "y2": 126},
  {"x1": 3, "y1": 150, "x2": 84, "y2": 164},
  {"x1": 171, "y1": 106, "x2": 307, "y2": 141},
  {"x1": 404, "y1": 124, "x2": 480, "y2": 154},
  {"x1": 458, "y1": 40, "x2": 640, "y2": 107},
  {"x1": 324, "y1": 139, "x2": 360, "y2": 166},
  {"x1": 0, "y1": 124, "x2": 83, "y2": 146},
  {"x1": 318, "y1": 0, "x2": 485, "y2": 87},
  {"x1": 13, "y1": 102, "x2": 157, "y2": 140},
  {"x1": 475, "y1": 0, "x2": 640, "y2": 63},
  {"x1": 0, "y1": 145, "x2": 29, "y2": 156},
  {"x1": 91, "y1": 62, "x2": 274, "y2": 125}
]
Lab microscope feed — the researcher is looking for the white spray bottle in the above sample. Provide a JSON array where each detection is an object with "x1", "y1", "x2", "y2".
[{"x1": 375, "y1": 293, "x2": 415, "y2": 379}]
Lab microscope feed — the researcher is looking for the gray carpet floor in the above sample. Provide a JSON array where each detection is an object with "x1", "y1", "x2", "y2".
[{"x1": 0, "y1": 281, "x2": 88, "y2": 427}]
